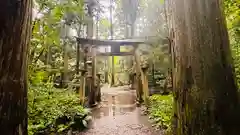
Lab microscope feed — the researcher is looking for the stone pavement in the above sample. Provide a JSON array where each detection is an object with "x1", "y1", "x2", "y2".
[{"x1": 79, "y1": 86, "x2": 163, "y2": 135}]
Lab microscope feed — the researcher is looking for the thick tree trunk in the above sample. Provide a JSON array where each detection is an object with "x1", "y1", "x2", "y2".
[
  {"x1": 0, "y1": 0, "x2": 32, "y2": 135},
  {"x1": 172, "y1": 0, "x2": 240, "y2": 134}
]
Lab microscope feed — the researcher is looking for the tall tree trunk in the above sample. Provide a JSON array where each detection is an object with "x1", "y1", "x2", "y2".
[
  {"x1": 172, "y1": 0, "x2": 240, "y2": 134},
  {"x1": 0, "y1": 0, "x2": 32, "y2": 134}
]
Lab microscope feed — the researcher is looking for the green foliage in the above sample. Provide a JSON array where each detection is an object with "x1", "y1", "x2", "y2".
[
  {"x1": 28, "y1": 85, "x2": 91, "y2": 135},
  {"x1": 148, "y1": 95, "x2": 173, "y2": 132},
  {"x1": 225, "y1": 1, "x2": 240, "y2": 87},
  {"x1": 159, "y1": 0, "x2": 164, "y2": 4},
  {"x1": 31, "y1": 0, "x2": 85, "y2": 69}
]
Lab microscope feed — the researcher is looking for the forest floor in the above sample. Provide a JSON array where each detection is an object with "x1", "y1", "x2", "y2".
[{"x1": 78, "y1": 85, "x2": 163, "y2": 135}]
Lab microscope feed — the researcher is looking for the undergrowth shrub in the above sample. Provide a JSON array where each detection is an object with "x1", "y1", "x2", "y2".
[
  {"x1": 28, "y1": 85, "x2": 91, "y2": 135},
  {"x1": 148, "y1": 94, "x2": 173, "y2": 133}
]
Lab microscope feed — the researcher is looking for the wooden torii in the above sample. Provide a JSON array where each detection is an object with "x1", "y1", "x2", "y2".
[{"x1": 76, "y1": 37, "x2": 154, "y2": 106}]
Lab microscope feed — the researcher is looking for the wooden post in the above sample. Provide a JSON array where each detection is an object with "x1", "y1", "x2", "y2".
[
  {"x1": 86, "y1": 60, "x2": 95, "y2": 107},
  {"x1": 79, "y1": 69, "x2": 87, "y2": 105},
  {"x1": 96, "y1": 73, "x2": 101, "y2": 102},
  {"x1": 82, "y1": 45, "x2": 90, "y2": 107},
  {"x1": 63, "y1": 42, "x2": 69, "y2": 87},
  {"x1": 75, "y1": 43, "x2": 81, "y2": 93},
  {"x1": 76, "y1": 43, "x2": 80, "y2": 75},
  {"x1": 141, "y1": 66, "x2": 149, "y2": 105},
  {"x1": 111, "y1": 54, "x2": 115, "y2": 86},
  {"x1": 91, "y1": 45, "x2": 99, "y2": 105},
  {"x1": 87, "y1": 75, "x2": 95, "y2": 107},
  {"x1": 136, "y1": 73, "x2": 143, "y2": 104},
  {"x1": 92, "y1": 45, "x2": 97, "y2": 96},
  {"x1": 110, "y1": 0, "x2": 115, "y2": 87}
]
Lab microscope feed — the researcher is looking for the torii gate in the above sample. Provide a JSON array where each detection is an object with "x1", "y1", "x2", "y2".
[{"x1": 76, "y1": 37, "x2": 153, "y2": 107}]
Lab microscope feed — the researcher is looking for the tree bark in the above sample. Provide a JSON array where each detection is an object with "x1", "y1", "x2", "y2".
[
  {"x1": 172, "y1": 0, "x2": 240, "y2": 134},
  {"x1": 0, "y1": 0, "x2": 32, "y2": 135}
]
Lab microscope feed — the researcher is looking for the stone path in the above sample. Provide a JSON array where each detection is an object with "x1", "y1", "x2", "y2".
[{"x1": 78, "y1": 86, "x2": 163, "y2": 135}]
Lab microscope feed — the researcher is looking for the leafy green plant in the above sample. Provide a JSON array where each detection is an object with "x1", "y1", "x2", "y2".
[
  {"x1": 28, "y1": 85, "x2": 91, "y2": 135},
  {"x1": 225, "y1": 0, "x2": 240, "y2": 88},
  {"x1": 148, "y1": 94, "x2": 173, "y2": 132}
]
